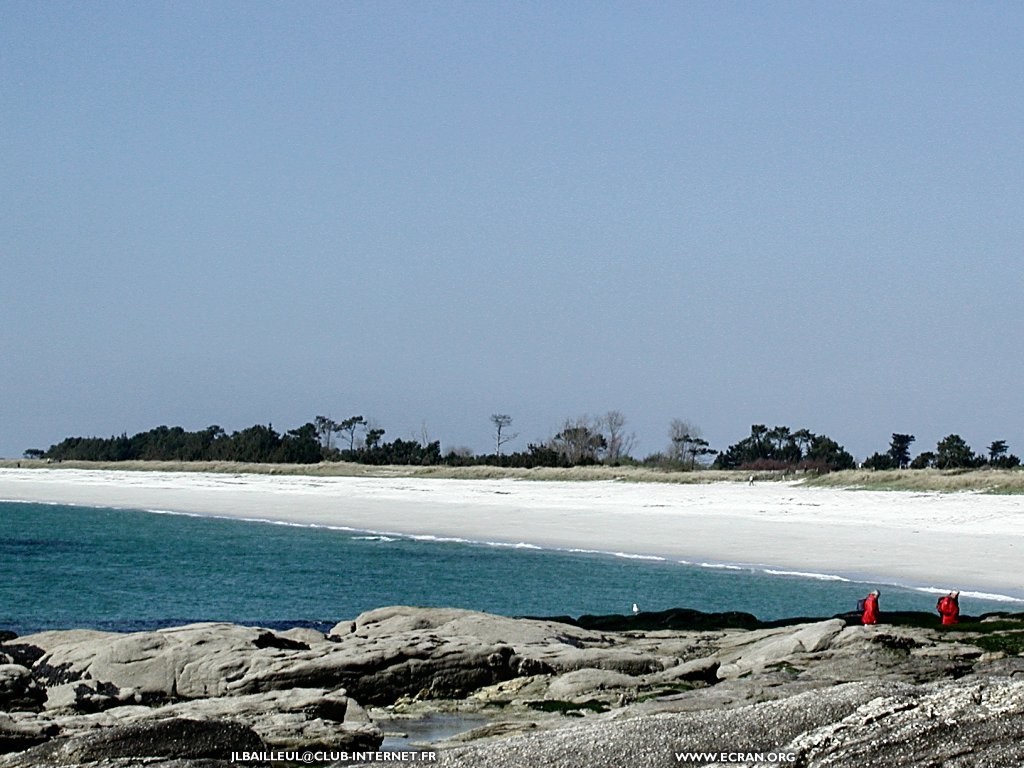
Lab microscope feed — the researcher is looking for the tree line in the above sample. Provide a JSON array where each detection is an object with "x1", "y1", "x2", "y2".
[
  {"x1": 27, "y1": 414, "x2": 1020, "y2": 473},
  {"x1": 711, "y1": 424, "x2": 855, "y2": 472},
  {"x1": 861, "y1": 433, "x2": 1020, "y2": 470},
  {"x1": 36, "y1": 424, "x2": 324, "y2": 465},
  {"x1": 710, "y1": 426, "x2": 1019, "y2": 472}
]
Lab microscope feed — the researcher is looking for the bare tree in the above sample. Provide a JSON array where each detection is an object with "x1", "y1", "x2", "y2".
[
  {"x1": 490, "y1": 414, "x2": 518, "y2": 456},
  {"x1": 668, "y1": 419, "x2": 701, "y2": 464},
  {"x1": 552, "y1": 416, "x2": 606, "y2": 464},
  {"x1": 600, "y1": 410, "x2": 635, "y2": 463}
]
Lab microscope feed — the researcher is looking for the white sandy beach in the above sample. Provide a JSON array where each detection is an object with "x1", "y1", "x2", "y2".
[{"x1": 1, "y1": 467, "x2": 1022, "y2": 601}]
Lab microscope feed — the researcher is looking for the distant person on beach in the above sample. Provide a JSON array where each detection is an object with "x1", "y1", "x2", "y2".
[
  {"x1": 937, "y1": 590, "x2": 960, "y2": 625},
  {"x1": 861, "y1": 590, "x2": 880, "y2": 625}
]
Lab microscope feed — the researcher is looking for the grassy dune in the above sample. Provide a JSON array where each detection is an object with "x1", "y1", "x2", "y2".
[
  {"x1": 800, "y1": 467, "x2": 1024, "y2": 494},
  {"x1": 0, "y1": 458, "x2": 740, "y2": 484},
  {"x1": 3, "y1": 459, "x2": 1023, "y2": 493}
]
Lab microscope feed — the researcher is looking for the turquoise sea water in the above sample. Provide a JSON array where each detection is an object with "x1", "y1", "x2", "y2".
[{"x1": 1, "y1": 500, "x2": 1019, "y2": 635}]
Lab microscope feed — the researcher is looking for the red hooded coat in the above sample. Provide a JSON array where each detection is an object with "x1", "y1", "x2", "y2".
[
  {"x1": 937, "y1": 594, "x2": 960, "y2": 625},
  {"x1": 861, "y1": 593, "x2": 879, "y2": 625}
]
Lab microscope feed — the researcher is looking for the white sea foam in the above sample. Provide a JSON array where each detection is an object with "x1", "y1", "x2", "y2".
[
  {"x1": 762, "y1": 569, "x2": 851, "y2": 583},
  {"x1": 405, "y1": 533, "x2": 475, "y2": 545},
  {"x1": 145, "y1": 508, "x2": 205, "y2": 518},
  {"x1": 608, "y1": 552, "x2": 667, "y2": 562},
  {"x1": 699, "y1": 563, "x2": 747, "y2": 571},
  {"x1": 956, "y1": 590, "x2": 1024, "y2": 604},
  {"x1": 911, "y1": 586, "x2": 1024, "y2": 604}
]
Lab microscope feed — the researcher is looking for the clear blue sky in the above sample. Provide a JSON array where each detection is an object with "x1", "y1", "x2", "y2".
[{"x1": 2, "y1": 1, "x2": 1022, "y2": 461}]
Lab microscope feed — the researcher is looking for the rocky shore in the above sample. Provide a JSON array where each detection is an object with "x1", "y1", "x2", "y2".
[{"x1": 2, "y1": 606, "x2": 1024, "y2": 767}]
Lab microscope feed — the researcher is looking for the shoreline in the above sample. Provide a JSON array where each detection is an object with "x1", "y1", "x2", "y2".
[
  {"x1": 137, "y1": 505, "x2": 1023, "y2": 607},
  {"x1": 2, "y1": 467, "x2": 1023, "y2": 602}
]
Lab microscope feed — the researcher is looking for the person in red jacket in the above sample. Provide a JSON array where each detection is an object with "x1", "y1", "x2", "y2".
[
  {"x1": 861, "y1": 590, "x2": 880, "y2": 625},
  {"x1": 937, "y1": 590, "x2": 960, "y2": 625}
]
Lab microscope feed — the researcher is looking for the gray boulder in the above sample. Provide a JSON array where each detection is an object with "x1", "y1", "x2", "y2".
[
  {"x1": 795, "y1": 624, "x2": 983, "y2": 684},
  {"x1": 715, "y1": 619, "x2": 845, "y2": 679},
  {"x1": 786, "y1": 678, "x2": 1024, "y2": 766},
  {"x1": 0, "y1": 666, "x2": 45, "y2": 712},
  {"x1": 43, "y1": 680, "x2": 143, "y2": 714},
  {"x1": 35, "y1": 686, "x2": 381, "y2": 754},
  {"x1": 21, "y1": 609, "x2": 698, "y2": 712},
  {"x1": 545, "y1": 669, "x2": 640, "y2": 703},
  {"x1": 2, "y1": 718, "x2": 263, "y2": 767},
  {"x1": 4, "y1": 607, "x2": 1022, "y2": 768},
  {"x1": 118, "y1": 687, "x2": 379, "y2": 751},
  {"x1": 26, "y1": 624, "x2": 315, "y2": 700},
  {"x1": 0, "y1": 713, "x2": 58, "y2": 755},
  {"x1": 325, "y1": 607, "x2": 675, "y2": 701},
  {"x1": 330, "y1": 606, "x2": 601, "y2": 645},
  {"x1": 435, "y1": 681, "x2": 899, "y2": 768},
  {"x1": 434, "y1": 678, "x2": 1024, "y2": 768},
  {"x1": 27, "y1": 613, "x2": 524, "y2": 707}
]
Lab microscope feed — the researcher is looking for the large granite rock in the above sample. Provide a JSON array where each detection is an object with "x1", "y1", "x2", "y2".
[
  {"x1": 786, "y1": 678, "x2": 1024, "y2": 766},
  {"x1": 0, "y1": 714, "x2": 57, "y2": 755},
  {"x1": 1, "y1": 607, "x2": 1022, "y2": 768},
  {"x1": 2, "y1": 718, "x2": 264, "y2": 767},
  {"x1": 33, "y1": 687, "x2": 380, "y2": 753},
  {"x1": 19, "y1": 613, "x2": 531, "y2": 707},
  {"x1": 0, "y1": 667, "x2": 45, "y2": 713},
  {"x1": 714, "y1": 618, "x2": 846, "y2": 679},
  {"x1": 0, "y1": 623, "x2": 383, "y2": 765},
  {"x1": 18, "y1": 624, "x2": 278, "y2": 698},
  {"x1": 433, "y1": 678, "x2": 1024, "y2": 768},
  {"x1": 326, "y1": 606, "x2": 693, "y2": 700}
]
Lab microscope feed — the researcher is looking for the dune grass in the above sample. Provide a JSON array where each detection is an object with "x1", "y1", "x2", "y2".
[
  {"x1": 800, "y1": 468, "x2": 1024, "y2": 494},
  {"x1": 0, "y1": 458, "x2": 743, "y2": 484}
]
